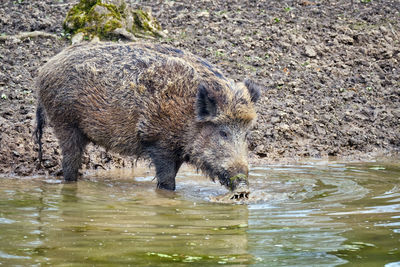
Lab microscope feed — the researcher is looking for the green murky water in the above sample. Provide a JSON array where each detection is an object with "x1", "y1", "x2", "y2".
[{"x1": 0, "y1": 160, "x2": 399, "y2": 266}]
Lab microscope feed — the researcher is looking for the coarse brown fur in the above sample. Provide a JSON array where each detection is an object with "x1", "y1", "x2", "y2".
[{"x1": 35, "y1": 42, "x2": 261, "y2": 191}]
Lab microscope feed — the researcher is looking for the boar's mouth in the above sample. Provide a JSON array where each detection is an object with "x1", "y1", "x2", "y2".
[
  {"x1": 219, "y1": 172, "x2": 249, "y2": 192},
  {"x1": 209, "y1": 172, "x2": 250, "y2": 203}
]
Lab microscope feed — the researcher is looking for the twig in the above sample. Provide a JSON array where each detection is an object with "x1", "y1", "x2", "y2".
[
  {"x1": 0, "y1": 31, "x2": 58, "y2": 42},
  {"x1": 50, "y1": 2, "x2": 78, "y2": 7}
]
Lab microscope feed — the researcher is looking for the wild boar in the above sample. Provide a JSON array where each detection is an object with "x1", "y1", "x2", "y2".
[{"x1": 34, "y1": 42, "x2": 261, "y2": 191}]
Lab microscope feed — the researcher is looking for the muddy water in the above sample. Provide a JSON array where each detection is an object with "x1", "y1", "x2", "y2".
[{"x1": 0, "y1": 160, "x2": 399, "y2": 266}]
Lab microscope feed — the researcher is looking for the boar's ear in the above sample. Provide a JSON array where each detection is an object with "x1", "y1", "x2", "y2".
[
  {"x1": 196, "y1": 83, "x2": 217, "y2": 121},
  {"x1": 244, "y1": 79, "x2": 262, "y2": 103}
]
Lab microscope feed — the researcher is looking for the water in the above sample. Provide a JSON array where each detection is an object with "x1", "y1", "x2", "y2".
[{"x1": 0, "y1": 160, "x2": 399, "y2": 266}]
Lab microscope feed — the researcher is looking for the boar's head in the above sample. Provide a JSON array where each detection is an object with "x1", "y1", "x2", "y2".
[{"x1": 186, "y1": 79, "x2": 262, "y2": 191}]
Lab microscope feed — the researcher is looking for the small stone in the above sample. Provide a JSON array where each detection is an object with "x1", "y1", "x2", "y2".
[
  {"x1": 91, "y1": 36, "x2": 100, "y2": 43},
  {"x1": 113, "y1": 28, "x2": 136, "y2": 41},
  {"x1": 197, "y1": 10, "x2": 209, "y2": 18},
  {"x1": 233, "y1": 29, "x2": 242, "y2": 36},
  {"x1": 271, "y1": 116, "x2": 281, "y2": 124},
  {"x1": 304, "y1": 45, "x2": 317, "y2": 58},
  {"x1": 336, "y1": 34, "x2": 354, "y2": 45},
  {"x1": 43, "y1": 159, "x2": 58, "y2": 168},
  {"x1": 71, "y1": 32, "x2": 84, "y2": 44},
  {"x1": 290, "y1": 34, "x2": 306, "y2": 44}
]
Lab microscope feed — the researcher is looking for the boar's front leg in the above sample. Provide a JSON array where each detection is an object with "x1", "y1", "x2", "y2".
[{"x1": 149, "y1": 148, "x2": 183, "y2": 190}]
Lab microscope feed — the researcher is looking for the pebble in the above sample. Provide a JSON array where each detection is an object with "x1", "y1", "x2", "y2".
[{"x1": 304, "y1": 45, "x2": 317, "y2": 58}]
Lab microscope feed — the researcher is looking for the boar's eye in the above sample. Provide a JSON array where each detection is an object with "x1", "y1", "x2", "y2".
[{"x1": 219, "y1": 130, "x2": 228, "y2": 139}]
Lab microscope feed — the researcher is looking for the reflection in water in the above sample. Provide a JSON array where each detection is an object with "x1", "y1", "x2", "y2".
[
  {"x1": 49, "y1": 180, "x2": 250, "y2": 266},
  {"x1": 0, "y1": 160, "x2": 399, "y2": 266}
]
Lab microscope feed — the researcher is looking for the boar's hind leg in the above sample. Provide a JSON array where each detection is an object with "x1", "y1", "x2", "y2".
[
  {"x1": 58, "y1": 126, "x2": 89, "y2": 182},
  {"x1": 150, "y1": 151, "x2": 182, "y2": 191}
]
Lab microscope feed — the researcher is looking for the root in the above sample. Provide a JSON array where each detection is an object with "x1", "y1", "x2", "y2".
[{"x1": 0, "y1": 31, "x2": 58, "y2": 42}]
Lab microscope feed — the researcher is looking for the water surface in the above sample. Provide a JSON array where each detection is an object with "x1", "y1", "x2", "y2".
[{"x1": 0, "y1": 160, "x2": 399, "y2": 266}]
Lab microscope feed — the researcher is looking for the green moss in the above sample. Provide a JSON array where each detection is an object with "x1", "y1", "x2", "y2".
[
  {"x1": 63, "y1": 0, "x2": 164, "y2": 41},
  {"x1": 64, "y1": 0, "x2": 97, "y2": 31},
  {"x1": 102, "y1": 3, "x2": 122, "y2": 20},
  {"x1": 103, "y1": 19, "x2": 123, "y2": 37},
  {"x1": 131, "y1": 9, "x2": 163, "y2": 38}
]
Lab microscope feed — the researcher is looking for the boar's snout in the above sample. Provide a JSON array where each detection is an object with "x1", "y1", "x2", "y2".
[{"x1": 221, "y1": 165, "x2": 249, "y2": 191}]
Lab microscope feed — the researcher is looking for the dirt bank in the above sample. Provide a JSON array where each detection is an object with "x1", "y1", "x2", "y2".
[{"x1": 0, "y1": 0, "x2": 399, "y2": 176}]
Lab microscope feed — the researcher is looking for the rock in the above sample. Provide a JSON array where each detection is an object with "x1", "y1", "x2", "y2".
[
  {"x1": 290, "y1": 34, "x2": 307, "y2": 44},
  {"x1": 197, "y1": 10, "x2": 210, "y2": 18},
  {"x1": 271, "y1": 116, "x2": 281, "y2": 124},
  {"x1": 233, "y1": 29, "x2": 242, "y2": 36},
  {"x1": 304, "y1": 45, "x2": 317, "y2": 57},
  {"x1": 63, "y1": 0, "x2": 165, "y2": 42},
  {"x1": 336, "y1": 34, "x2": 354, "y2": 45},
  {"x1": 43, "y1": 159, "x2": 58, "y2": 168},
  {"x1": 112, "y1": 28, "x2": 137, "y2": 41},
  {"x1": 71, "y1": 32, "x2": 84, "y2": 44}
]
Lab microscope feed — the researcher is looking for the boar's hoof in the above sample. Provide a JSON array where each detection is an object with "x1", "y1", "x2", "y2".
[
  {"x1": 230, "y1": 191, "x2": 250, "y2": 200},
  {"x1": 209, "y1": 188, "x2": 250, "y2": 203}
]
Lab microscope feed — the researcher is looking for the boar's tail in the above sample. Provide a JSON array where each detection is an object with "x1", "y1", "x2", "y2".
[{"x1": 34, "y1": 103, "x2": 46, "y2": 165}]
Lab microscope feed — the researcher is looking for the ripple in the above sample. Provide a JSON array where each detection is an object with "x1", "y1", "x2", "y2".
[
  {"x1": 0, "y1": 251, "x2": 30, "y2": 259},
  {"x1": 385, "y1": 262, "x2": 400, "y2": 267},
  {"x1": 328, "y1": 203, "x2": 400, "y2": 215},
  {"x1": 0, "y1": 218, "x2": 16, "y2": 224}
]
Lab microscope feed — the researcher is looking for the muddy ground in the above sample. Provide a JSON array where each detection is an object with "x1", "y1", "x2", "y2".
[{"x1": 0, "y1": 0, "x2": 399, "y2": 177}]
